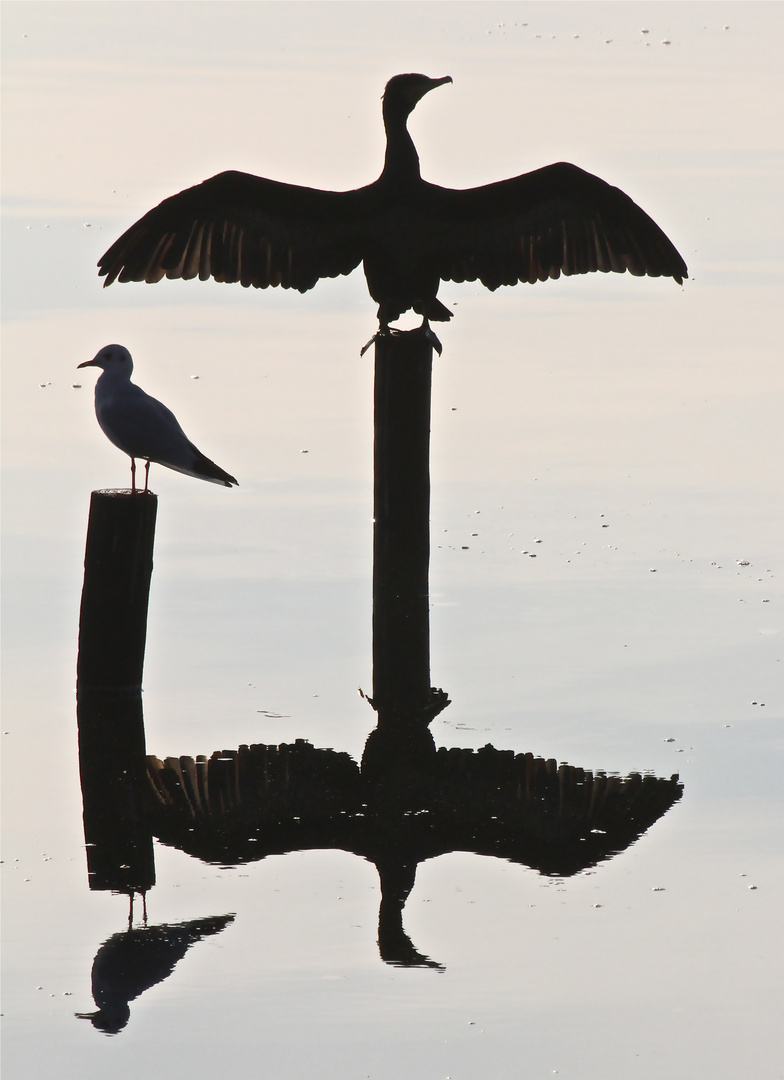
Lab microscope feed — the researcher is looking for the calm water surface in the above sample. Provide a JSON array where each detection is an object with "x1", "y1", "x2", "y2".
[{"x1": 3, "y1": 4, "x2": 782, "y2": 1078}]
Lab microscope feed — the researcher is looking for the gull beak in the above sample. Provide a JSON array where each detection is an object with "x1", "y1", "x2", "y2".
[{"x1": 77, "y1": 359, "x2": 97, "y2": 368}]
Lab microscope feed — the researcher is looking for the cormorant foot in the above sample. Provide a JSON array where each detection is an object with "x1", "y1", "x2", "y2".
[
  {"x1": 361, "y1": 325, "x2": 392, "y2": 356},
  {"x1": 418, "y1": 319, "x2": 443, "y2": 356}
]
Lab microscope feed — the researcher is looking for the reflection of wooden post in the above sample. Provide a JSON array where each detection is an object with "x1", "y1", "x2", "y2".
[
  {"x1": 76, "y1": 491, "x2": 157, "y2": 893},
  {"x1": 77, "y1": 694, "x2": 155, "y2": 893},
  {"x1": 372, "y1": 331, "x2": 433, "y2": 721}
]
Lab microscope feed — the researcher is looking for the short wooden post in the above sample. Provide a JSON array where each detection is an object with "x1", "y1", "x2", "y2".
[
  {"x1": 77, "y1": 490, "x2": 157, "y2": 693},
  {"x1": 76, "y1": 490, "x2": 157, "y2": 893}
]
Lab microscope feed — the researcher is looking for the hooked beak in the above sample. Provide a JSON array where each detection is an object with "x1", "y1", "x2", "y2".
[
  {"x1": 414, "y1": 75, "x2": 452, "y2": 108},
  {"x1": 77, "y1": 358, "x2": 97, "y2": 369}
]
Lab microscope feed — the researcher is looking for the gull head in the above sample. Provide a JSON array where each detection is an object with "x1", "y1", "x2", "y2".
[{"x1": 78, "y1": 344, "x2": 133, "y2": 374}]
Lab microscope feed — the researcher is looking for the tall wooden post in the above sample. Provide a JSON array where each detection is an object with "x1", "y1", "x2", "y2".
[
  {"x1": 76, "y1": 490, "x2": 157, "y2": 894},
  {"x1": 363, "y1": 329, "x2": 449, "y2": 789},
  {"x1": 372, "y1": 330, "x2": 434, "y2": 721}
]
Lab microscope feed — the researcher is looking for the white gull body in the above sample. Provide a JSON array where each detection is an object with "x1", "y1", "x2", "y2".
[{"x1": 78, "y1": 344, "x2": 238, "y2": 490}]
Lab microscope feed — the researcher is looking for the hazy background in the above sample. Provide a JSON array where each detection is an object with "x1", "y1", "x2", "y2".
[{"x1": 2, "y1": 4, "x2": 782, "y2": 1078}]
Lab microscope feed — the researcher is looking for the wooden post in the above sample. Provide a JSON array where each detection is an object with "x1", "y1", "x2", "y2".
[
  {"x1": 77, "y1": 490, "x2": 157, "y2": 693},
  {"x1": 76, "y1": 490, "x2": 157, "y2": 893},
  {"x1": 372, "y1": 331, "x2": 434, "y2": 721},
  {"x1": 77, "y1": 694, "x2": 155, "y2": 894}
]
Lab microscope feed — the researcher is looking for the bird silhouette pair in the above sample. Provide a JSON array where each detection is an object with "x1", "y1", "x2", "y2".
[{"x1": 82, "y1": 74, "x2": 686, "y2": 491}]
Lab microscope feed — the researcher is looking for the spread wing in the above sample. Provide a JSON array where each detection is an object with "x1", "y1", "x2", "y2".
[
  {"x1": 98, "y1": 161, "x2": 686, "y2": 305},
  {"x1": 420, "y1": 161, "x2": 687, "y2": 287},
  {"x1": 98, "y1": 170, "x2": 367, "y2": 291}
]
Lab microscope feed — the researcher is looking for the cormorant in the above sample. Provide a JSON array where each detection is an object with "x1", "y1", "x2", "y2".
[
  {"x1": 78, "y1": 344, "x2": 238, "y2": 492},
  {"x1": 98, "y1": 73, "x2": 687, "y2": 328}
]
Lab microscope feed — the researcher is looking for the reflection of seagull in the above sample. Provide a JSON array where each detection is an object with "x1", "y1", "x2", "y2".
[
  {"x1": 76, "y1": 914, "x2": 235, "y2": 1034},
  {"x1": 98, "y1": 73, "x2": 687, "y2": 332},
  {"x1": 78, "y1": 344, "x2": 238, "y2": 493}
]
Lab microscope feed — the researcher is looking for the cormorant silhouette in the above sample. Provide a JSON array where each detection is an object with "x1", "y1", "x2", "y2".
[{"x1": 98, "y1": 74, "x2": 687, "y2": 329}]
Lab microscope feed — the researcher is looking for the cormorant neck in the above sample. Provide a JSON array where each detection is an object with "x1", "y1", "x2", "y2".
[{"x1": 381, "y1": 100, "x2": 420, "y2": 184}]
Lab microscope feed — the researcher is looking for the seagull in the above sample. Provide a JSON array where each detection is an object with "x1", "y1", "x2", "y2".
[
  {"x1": 78, "y1": 344, "x2": 238, "y2": 492},
  {"x1": 76, "y1": 913, "x2": 235, "y2": 1034}
]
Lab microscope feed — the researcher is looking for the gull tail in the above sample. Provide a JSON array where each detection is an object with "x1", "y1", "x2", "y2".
[
  {"x1": 161, "y1": 445, "x2": 238, "y2": 487},
  {"x1": 189, "y1": 449, "x2": 238, "y2": 487}
]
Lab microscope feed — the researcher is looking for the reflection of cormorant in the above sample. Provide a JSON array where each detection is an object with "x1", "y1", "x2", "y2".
[
  {"x1": 146, "y1": 745, "x2": 682, "y2": 968},
  {"x1": 98, "y1": 73, "x2": 687, "y2": 329},
  {"x1": 377, "y1": 856, "x2": 444, "y2": 970},
  {"x1": 76, "y1": 914, "x2": 234, "y2": 1034}
]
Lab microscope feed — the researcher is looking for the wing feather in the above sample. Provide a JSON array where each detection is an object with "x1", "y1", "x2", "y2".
[
  {"x1": 99, "y1": 171, "x2": 366, "y2": 292},
  {"x1": 416, "y1": 162, "x2": 686, "y2": 288}
]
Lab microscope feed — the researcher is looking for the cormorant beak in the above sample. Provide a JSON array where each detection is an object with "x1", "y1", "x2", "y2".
[
  {"x1": 424, "y1": 76, "x2": 452, "y2": 99},
  {"x1": 411, "y1": 75, "x2": 452, "y2": 108}
]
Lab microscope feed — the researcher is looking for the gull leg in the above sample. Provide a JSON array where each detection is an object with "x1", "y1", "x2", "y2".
[
  {"x1": 130, "y1": 458, "x2": 137, "y2": 494},
  {"x1": 144, "y1": 460, "x2": 151, "y2": 493}
]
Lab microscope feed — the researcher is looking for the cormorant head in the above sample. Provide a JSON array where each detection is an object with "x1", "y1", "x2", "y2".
[
  {"x1": 78, "y1": 344, "x2": 134, "y2": 374},
  {"x1": 383, "y1": 73, "x2": 452, "y2": 117}
]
